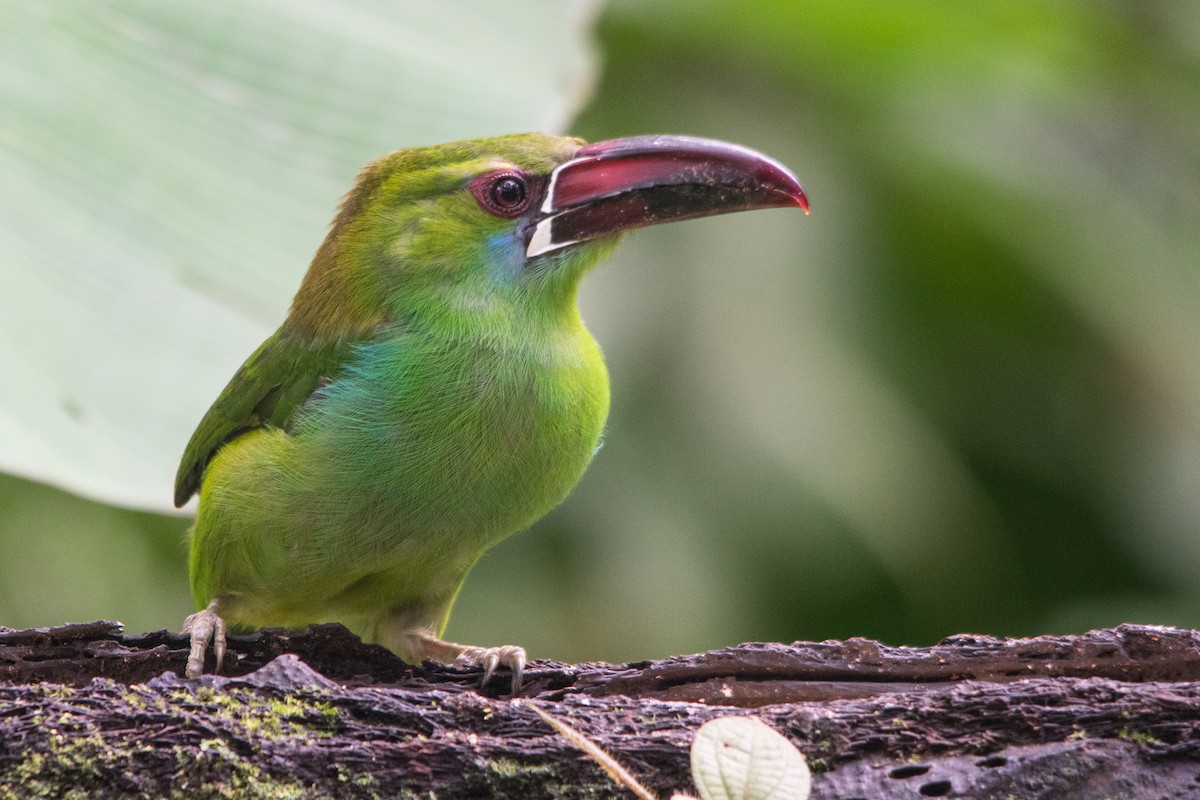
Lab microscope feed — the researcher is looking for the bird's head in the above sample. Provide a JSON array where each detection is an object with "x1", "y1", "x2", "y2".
[{"x1": 288, "y1": 133, "x2": 807, "y2": 336}]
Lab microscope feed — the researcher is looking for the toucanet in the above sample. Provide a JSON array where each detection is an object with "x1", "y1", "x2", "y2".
[{"x1": 176, "y1": 133, "x2": 808, "y2": 689}]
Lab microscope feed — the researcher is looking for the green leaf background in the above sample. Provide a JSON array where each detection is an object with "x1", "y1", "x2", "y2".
[{"x1": 2, "y1": 0, "x2": 1198, "y2": 660}]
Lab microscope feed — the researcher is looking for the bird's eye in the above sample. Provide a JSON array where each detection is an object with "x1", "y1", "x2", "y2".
[
  {"x1": 470, "y1": 170, "x2": 534, "y2": 217},
  {"x1": 492, "y1": 177, "x2": 525, "y2": 208}
]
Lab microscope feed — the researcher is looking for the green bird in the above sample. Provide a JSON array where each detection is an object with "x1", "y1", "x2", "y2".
[{"x1": 175, "y1": 132, "x2": 807, "y2": 688}]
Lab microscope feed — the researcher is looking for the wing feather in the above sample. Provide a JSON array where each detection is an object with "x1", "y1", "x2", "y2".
[{"x1": 173, "y1": 328, "x2": 358, "y2": 507}]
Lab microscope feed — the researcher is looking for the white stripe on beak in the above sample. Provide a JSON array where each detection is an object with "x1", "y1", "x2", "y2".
[{"x1": 526, "y1": 216, "x2": 579, "y2": 258}]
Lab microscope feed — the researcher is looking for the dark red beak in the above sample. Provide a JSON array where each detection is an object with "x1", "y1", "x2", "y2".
[{"x1": 526, "y1": 134, "x2": 808, "y2": 258}]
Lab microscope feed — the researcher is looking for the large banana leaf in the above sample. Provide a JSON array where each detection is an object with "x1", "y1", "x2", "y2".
[{"x1": 0, "y1": 1, "x2": 599, "y2": 512}]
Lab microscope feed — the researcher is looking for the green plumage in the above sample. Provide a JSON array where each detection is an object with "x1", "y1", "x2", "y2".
[
  {"x1": 176, "y1": 131, "x2": 807, "y2": 682},
  {"x1": 178, "y1": 134, "x2": 612, "y2": 663}
]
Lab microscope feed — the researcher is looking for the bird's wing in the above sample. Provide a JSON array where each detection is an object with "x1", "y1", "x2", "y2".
[{"x1": 173, "y1": 327, "x2": 360, "y2": 507}]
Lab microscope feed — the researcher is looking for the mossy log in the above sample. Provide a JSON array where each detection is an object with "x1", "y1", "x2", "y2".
[{"x1": 3, "y1": 622, "x2": 1200, "y2": 798}]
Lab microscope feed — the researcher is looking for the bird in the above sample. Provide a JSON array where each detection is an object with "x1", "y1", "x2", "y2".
[{"x1": 175, "y1": 132, "x2": 808, "y2": 690}]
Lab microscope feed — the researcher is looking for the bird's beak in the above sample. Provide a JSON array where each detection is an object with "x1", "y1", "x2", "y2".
[{"x1": 526, "y1": 134, "x2": 808, "y2": 258}]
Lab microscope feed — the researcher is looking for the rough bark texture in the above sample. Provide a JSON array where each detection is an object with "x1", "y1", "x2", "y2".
[{"x1": 3, "y1": 621, "x2": 1200, "y2": 798}]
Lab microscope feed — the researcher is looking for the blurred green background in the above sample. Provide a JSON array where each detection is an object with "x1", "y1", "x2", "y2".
[{"x1": 3, "y1": 1, "x2": 1199, "y2": 664}]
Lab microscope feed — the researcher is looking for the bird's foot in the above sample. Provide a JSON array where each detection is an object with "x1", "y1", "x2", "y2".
[
  {"x1": 453, "y1": 644, "x2": 527, "y2": 692},
  {"x1": 409, "y1": 633, "x2": 526, "y2": 693},
  {"x1": 182, "y1": 600, "x2": 227, "y2": 678}
]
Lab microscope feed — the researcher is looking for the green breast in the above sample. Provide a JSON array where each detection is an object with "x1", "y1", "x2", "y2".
[
  {"x1": 324, "y1": 328, "x2": 611, "y2": 543},
  {"x1": 190, "y1": 322, "x2": 609, "y2": 623}
]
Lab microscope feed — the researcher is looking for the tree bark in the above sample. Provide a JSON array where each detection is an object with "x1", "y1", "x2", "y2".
[{"x1": 3, "y1": 621, "x2": 1200, "y2": 798}]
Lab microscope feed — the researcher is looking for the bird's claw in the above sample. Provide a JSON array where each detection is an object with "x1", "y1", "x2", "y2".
[
  {"x1": 454, "y1": 644, "x2": 526, "y2": 692},
  {"x1": 182, "y1": 603, "x2": 227, "y2": 678}
]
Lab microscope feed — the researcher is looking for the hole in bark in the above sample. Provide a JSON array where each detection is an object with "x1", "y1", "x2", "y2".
[
  {"x1": 919, "y1": 780, "x2": 953, "y2": 796},
  {"x1": 975, "y1": 754, "x2": 1008, "y2": 768},
  {"x1": 889, "y1": 764, "x2": 931, "y2": 779}
]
